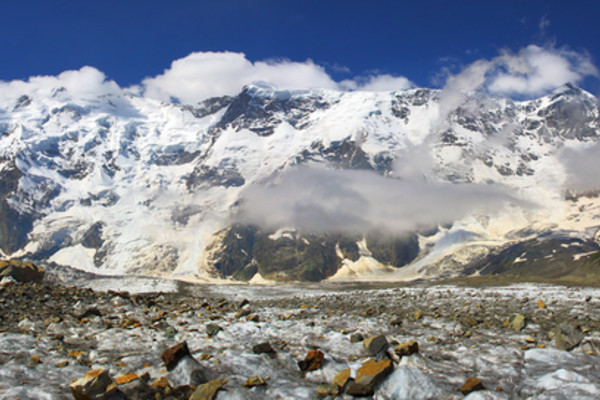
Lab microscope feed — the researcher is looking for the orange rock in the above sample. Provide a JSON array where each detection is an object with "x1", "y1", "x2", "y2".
[
  {"x1": 332, "y1": 368, "x2": 351, "y2": 388},
  {"x1": 152, "y1": 377, "x2": 170, "y2": 388},
  {"x1": 356, "y1": 359, "x2": 393, "y2": 386},
  {"x1": 298, "y1": 350, "x2": 325, "y2": 372},
  {"x1": 161, "y1": 341, "x2": 190, "y2": 370},
  {"x1": 460, "y1": 378, "x2": 484, "y2": 395},
  {"x1": 115, "y1": 373, "x2": 139, "y2": 385},
  {"x1": 537, "y1": 300, "x2": 546, "y2": 309}
]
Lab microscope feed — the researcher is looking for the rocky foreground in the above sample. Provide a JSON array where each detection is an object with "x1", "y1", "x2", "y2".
[{"x1": 1, "y1": 262, "x2": 600, "y2": 399}]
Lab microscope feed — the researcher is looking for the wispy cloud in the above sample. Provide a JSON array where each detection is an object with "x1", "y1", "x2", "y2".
[{"x1": 237, "y1": 166, "x2": 519, "y2": 234}]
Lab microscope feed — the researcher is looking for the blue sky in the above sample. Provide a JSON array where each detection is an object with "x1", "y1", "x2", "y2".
[{"x1": 1, "y1": 0, "x2": 599, "y2": 102}]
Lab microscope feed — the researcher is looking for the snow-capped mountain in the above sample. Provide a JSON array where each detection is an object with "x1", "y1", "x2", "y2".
[{"x1": 0, "y1": 82, "x2": 599, "y2": 282}]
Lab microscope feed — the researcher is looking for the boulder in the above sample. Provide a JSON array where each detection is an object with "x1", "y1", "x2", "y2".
[
  {"x1": 394, "y1": 340, "x2": 419, "y2": 357},
  {"x1": 346, "y1": 382, "x2": 374, "y2": 396},
  {"x1": 363, "y1": 334, "x2": 388, "y2": 355},
  {"x1": 511, "y1": 314, "x2": 526, "y2": 332},
  {"x1": 298, "y1": 349, "x2": 325, "y2": 372},
  {"x1": 317, "y1": 383, "x2": 340, "y2": 397},
  {"x1": 206, "y1": 323, "x2": 222, "y2": 337},
  {"x1": 252, "y1": 342, "x2": 276, "y2": 355},
  {"x1": 460, "y1": 377, "x2": 484, "y2": 395},
  {"x1": 332, "y1": 368, "x2": 351, "y2": 388},
  {"x1": 350, "y1": 333, "x2": 364, "y2": 343},
  {"x1": 243, "y1": 376, "x2": 267, "y2": 387},
  {"x1": 70, "y1": 369, "x2": 120, "y2": 400},
  {"x1": 355, "y1": 359, "x2": 393, "y2": 387},
  {"x1": 0, "y1": 260, "x2": 44, "y2": 283},
  {"x1": 161, "y1": 341, "x2": 190, "y2": 370},
  {"x1": 189, "y1": 378, "x2": 226, "y2": 400},
  {"x1": 551, "y1": 324, "x2": 584, "y2": 351}
]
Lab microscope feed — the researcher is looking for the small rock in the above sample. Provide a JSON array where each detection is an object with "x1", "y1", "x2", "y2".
[
  {"x1": 317, "y1": 383, "x2": 340, "y2": 397},
  {"x1": 164, "y1": 326, "x2": 177, "y2": 339},
  {"x1": 252, "y1": 342, "x2": 276, "y2": 355},
  {"x1": 189, "y1": 378, "x2": 226, "y2": 400},
  {"x1": 239, "y1": 299, "x2": 250, "y2": 308},
  {"x1": 363, "y1": 334, "x2": 388, "y2": 355},
  {"x1": 460, "y1": 377, "x2": 484, "y2": 395},
  {"x1": 350, "y1": 333, "x2": 364, "y2": 343},
  {"x1": 298, "y1": 349, "x2": 325, "y2": 372},
  {"x1": 70, "y1": 369, "x2": 118, "y2": 400},
  {"x1": 56, "y1": 360, "x2": 68, "y2": 368},
  {"x1": 355, "y1": 359, "x2": 393, "y2": 387},
  {"x1": 206, "y1": 323, "x2": 222, "y2": 337},
  {"x1": 161, "y1": 342, "x2": 190, "y2": 370},
  {"x1": 537, "y1": 300, "x2": 546, "y2": 309},
  {"x1": 414, "y1": 310, "x2": 423, "y2": 320},
  {"x1": 243, "y1": 376, "x2": 267, "y2": 387},
  {"x1": 552, "y1": 324, "x2": 583, "y2": 351},
  {"x1": 394, "y1": 340, "x2": 419, "y2": 357},
  {"x1": 332, "y1": 368, "x2": 351, "y2": 388},
  {"x1": 346, "y1": 382, "x2": 374, "y2": 396},
  {"x1": 29, "y1": 354, "x2": 41, "y2": 365},
  {"x1": 390, "y1": 317, "x2": 403, "y2": 326},
  {"x1": 511, "y1": 314, "x2": 526, "y2": 332}
]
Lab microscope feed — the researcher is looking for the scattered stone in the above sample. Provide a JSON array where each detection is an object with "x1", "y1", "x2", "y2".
[
  {"x1": 346, "y1": 382, "x2": 374, "y2": 396},
  {"x1": 189, "y1": 378, "x2": 226, "y2": 400},
  {"x1": 70, "y1": 369, "x2": 118, "y2": 400},
  {"x1": 161, "y1": 341, "x2": 190, "y2": 370},
  {"x1": 552, "y1": 324, "x2": 584, "y2": 351},
  {"x1": 537, "y1": 300, "x2": 546, "y2": 309},
  {"x1": 511, "y1": 314, "x2": 526, "y2": 332},
  {"x1": 460, "y1": 377, "x2": 484, "y2": 395},
  {"x1": 252, "y1": 342, "x2": 276, "y2": 355},
  {"x1": 298, "y1": 349, "x2": 325, "y2": 372},
  {"x1": 363, "y1": 334, "x2": 388, "y2": 355},
  {"x1": 246, "y1": 314, "x2": 260, "y2": 322},
  {"x1": 164, "y1": 326, "x2": 177, "y2": 339},
  {"x1": 29, "y1": 354, "x2": 41, "y2": 365},
  {"x1": 355, "y1": 359, "x2": 393, "y2": 387},
  {"x1": 243, "y1": 376, "x2": 267, "y2": 387},
  {"x1": 390, "y1": 317, "x2": 403, "y2": 326},
  {"x1": 394, "y1": 340, "x2": 419, "y2": 357},
  {"x1": 414, "y1": 309, "x2": 423, "y2": 320},
  {"x1": 332, "y1": 368, "x2": 351, "y2": 388},
  {"x1": 76, "y1": 307, "x2": 102, "y2": 320},
  {"x1": 350, "y1": 333, "x2": 364, "y2": 343},
  {"x1": 56, "y1": 360, "x2": 68, "y2": 368},
  {"x1": 200, "y1": 353, "x2": 213, "y2": 361},
  {"x1": 239, "y1": 299, "x2": 250, "y2": 308},
  {"x1": 317, "y1": 383, "x2": 340, "y2": 397},
  {"x1": 206, "y1": 323, "x2": 222, "y2": 337}
]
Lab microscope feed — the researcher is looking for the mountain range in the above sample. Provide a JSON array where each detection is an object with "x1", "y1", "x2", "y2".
[{"x1": 1, "y1": 81, "x2": 599, "y2": 283}]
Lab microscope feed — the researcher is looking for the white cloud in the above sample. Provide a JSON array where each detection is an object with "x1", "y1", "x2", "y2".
[
  {"x1": 141, "y1": 51, "x2": 414, "y2": 103},
  {"x1": 340, "y1": 74, "x2": 412, "y2": 92},
  {"x1": 237, "y1": 166, "x2": 518, "y2": 234},
  {"x1": 560, "y1": 143, "x2": 600, "y2": 192},
  {"x1": 141, "y1": 51, "x2": 339, "y2": 104},
  {"x1": 0, "y1": 66, "x2": 120, "y2": 103},
  {"x1": 487, "y1": 45, "x2": 598, "y2": 96}
]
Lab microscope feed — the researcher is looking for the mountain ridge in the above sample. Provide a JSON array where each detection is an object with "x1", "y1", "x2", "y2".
[{"x1": 0, "y1": 82, "x2": 599, "y2": 282}]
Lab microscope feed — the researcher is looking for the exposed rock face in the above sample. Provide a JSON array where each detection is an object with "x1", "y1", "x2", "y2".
[{"x1": 210, "y1": 225, "x2": 419, "y2": 282}]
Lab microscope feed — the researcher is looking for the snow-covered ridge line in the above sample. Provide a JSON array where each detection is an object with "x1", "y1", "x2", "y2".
[{"x1": 0, "y1": 83, "x2": 598, "y2": 282}]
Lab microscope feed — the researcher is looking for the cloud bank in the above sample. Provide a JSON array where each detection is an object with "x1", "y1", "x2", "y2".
[
  {"x1": 0, "y1": 66, "x2": 120, "y2": 103},
  {"x1": 560, "y1": 143, "x2": 600, "y2": 192},
  {"x1": 237, "y1": 167, "x2": 518, "y2": 234}
]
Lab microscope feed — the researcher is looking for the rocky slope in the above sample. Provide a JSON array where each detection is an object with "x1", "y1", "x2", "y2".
[
  {"x1": 2, "y1": 269, "x2": 600, "y2": 399},
  {"x1": 0, "y1": 82, "x2": 599, "y2": 282}
]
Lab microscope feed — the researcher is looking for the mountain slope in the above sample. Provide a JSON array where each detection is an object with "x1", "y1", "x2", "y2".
[{"x1": 0, "y1": 82, "x2": 599, "y2": 282}]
